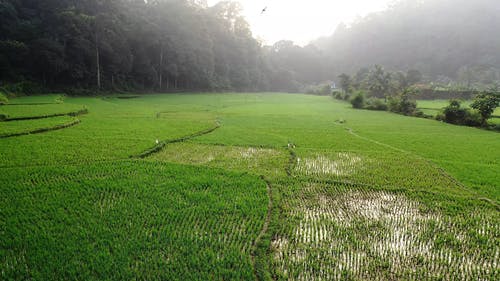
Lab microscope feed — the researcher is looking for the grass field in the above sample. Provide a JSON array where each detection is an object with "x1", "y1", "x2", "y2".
[{"x1": 1, "y1": 93, "x2": 499, "y2": 280}]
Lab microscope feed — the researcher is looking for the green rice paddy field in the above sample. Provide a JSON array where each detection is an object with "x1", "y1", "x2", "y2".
[{"x1": 1, "y1": 93, "x2": 499, "y2": 280}]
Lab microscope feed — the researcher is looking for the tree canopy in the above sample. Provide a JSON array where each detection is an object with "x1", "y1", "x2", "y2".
[
  {"x1": 0, "y1": 0, "x2": 280, "y2": 91},
  {"x1": 1, "y1": 0, "x2": 499, "y2": 92}
]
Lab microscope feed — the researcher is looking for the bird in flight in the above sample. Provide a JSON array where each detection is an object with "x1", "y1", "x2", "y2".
[{"x1": 261, "y1": 6, "x2": 267, "y2": 14}]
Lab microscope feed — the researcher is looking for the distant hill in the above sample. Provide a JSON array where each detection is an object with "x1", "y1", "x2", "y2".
[{"x1": 313, "y1": 0, "x2": 500, "y2": 83}]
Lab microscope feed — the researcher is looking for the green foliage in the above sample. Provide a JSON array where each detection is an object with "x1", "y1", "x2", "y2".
[
  {"x1": 333, "y1": 91, "x2": 344, "y2": 100},
  {"x1": 350, "y1": 91, "x2": 365, "y2": 109},
  {"x1": 368, "y1": 65, "x2": 392, "y2": 98},
  {"x1": 0, "y1": 91, "x2": 8, "y2": 104},
  {"x1": 320, "y1": 84, "x2": 333, "y2": 96},
  {"x1": 338, "y1": 73, "x2": 352, "y2": 94},
  {"x1": 393, "y1": 69, "x2": 423, "y2": 92},
  {"x1": 470, "y1": 89, "x2": 500, "y2": 125},
  {"x1": 437, "y1": 99, "x2": 482, "y2": 127},
  {"x1": 388, "y1": 88, "x2": 419, "y2": 116},
  {"x1": 0, "y1": 1, "x2": 331, "y2": 92},
  {"x1": 306, "y1": 84, "x2": 332, "y2": 96},
  {"x1": 364, "y1": 98, "x2": 388, "y2": 111},
  {"x1": 0, "y1": 82, "x2": 44, "y2": 96}
]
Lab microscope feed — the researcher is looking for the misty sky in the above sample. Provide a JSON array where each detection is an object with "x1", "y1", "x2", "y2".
[{"x1": 208, "y1": 0, "x2": 393, "y2": 45}]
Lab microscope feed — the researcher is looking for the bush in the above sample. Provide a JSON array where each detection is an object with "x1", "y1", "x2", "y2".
[
  {"x1": 319, "y1": 84, "x2": 333, "y2": 96},
  {"x1": 350, "y1": 91, "x2": 365, "y2": 109},
  {"x1": 307, "y1": 84, "x2": 332, "y2": 96},
  {"x1": 439, "y1": 100, "x2": 466, "y2": 124},
  {"x1": 364, "y1": 98, "x2": 388, "y2": 111},
  {"x1": 332, "y1": 91, "x2": 351, "y2": 101},
  {"x1": 0, "y1": 92, "x2": 8, "y2": 105},
  {"x1": 464, "y1": 110, "x2": 483, "y2": 127},
  {"x1": 388, "y1": 91, "x2": 418, "y2": 116},
  {"x1": 491, "y1": 124, "x2": 500, "y2": 132},
  {"x1": 333, "y1": 91, "x2": 344, "y2": 100},
  {"x1": 2, "y1": 81, "x2": 43, "y2": 96},
  {"x1": 0, "y1": 114, "x2": 7, "y2": 121},
  {"x1": 437, "y1": 100, "x2": 482, "y2": 127},
  {"x1": 470, "y1": 90, "x2": 500, "y2": 126}
]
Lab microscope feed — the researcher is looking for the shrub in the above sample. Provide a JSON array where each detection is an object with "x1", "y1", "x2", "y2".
[
  {"x1": 364, "y1": 98, "x2": 388, "y2": 111},
  {"x1": 437, "y1": 99, "x2": 482, "y2": 127},
  {"x1": 307, "y1": 84, "x2": 332, "y2": 96},
  {"x1": 439, "y1": 100, "x2": 467, "y2": 124},
  {"x1": 333, "y1": 91, "x2": 344, "y2": 100},
  {"x1": 2, "y1": 81, "x2": 43, "y2": 96},
  {"x1": 470, "y1": 90, "x2": 500, "y2": 126},
  {"x1": 388, "y1": 90, "x2": 418, "y2": 116},
  {"x1": 350, "y1": 91, "x2": 365, "y2": 109},
  {"x1": 0, "y1": 92, "x2": 8, "y2": 105},
  {"x1": 333, "y1": 91, "x2": 351, "y2": 101},
  {"x1": 319, "y1": 84, "x2": 333, "y2": 96},
  {"x1": 463, "y1": 110, "x2": 483, "y2": 127}
]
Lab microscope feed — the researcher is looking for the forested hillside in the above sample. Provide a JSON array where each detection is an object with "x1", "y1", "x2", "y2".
[
  {"x1": 1, "y1": 0, "x2": 499, "y2": 92},
  {"x1": 314, "y1": 0, "x2": 500, "y2": 86},
  {"x1": 0, "y1": 0, "x2": 283, "y2": 91}
]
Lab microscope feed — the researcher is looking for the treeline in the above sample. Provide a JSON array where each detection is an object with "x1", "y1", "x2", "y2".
[
  {"x1": 1, "y1": 0, "x2": 500, "y2": 93},
  {"x1": 0, "y1": 0, "x2": 326, "y2": 92},
  {"x1": 336, "y1": 65, "x2": 500, "y2": 130},
  {"x1": 335, "y1": 65, "x2": 423, "y2": 116}
]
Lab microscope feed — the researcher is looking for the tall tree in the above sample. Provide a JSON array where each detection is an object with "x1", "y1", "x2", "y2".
[
  {"x1": 338, "y1": 73, "x2": 352, "y2": 94},
  {"x1": 368, "y1": 65, "x2": 392, "y2": 99}
]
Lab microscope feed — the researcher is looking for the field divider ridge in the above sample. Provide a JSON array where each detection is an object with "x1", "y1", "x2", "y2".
[
  {"x1": 2, "y1": 108, "x2": 88, "y2": 122},
  {"x1": 251, "y1": 176, "x2": 274, "y2": 281},
  {"x1": 132, "y1": 121, "x2": 221, "y2": 159},
  {"x1": 0, "y1": 118, "x2": 82, "y2": 139},
  {"x1": 2, "y1": 102, "x2": 62, "y2": 106}
]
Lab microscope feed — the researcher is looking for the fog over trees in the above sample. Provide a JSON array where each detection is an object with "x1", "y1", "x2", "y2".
[
  {"x1": 314, "y1": 0, "x2": 500, "y2": 87},
  {"x1": 0, "y1": 0, "x2": 499, "y2": 92}
]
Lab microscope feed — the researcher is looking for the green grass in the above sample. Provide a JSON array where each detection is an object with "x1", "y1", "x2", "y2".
[{"x1": 1, "y1": 93, "x2": 498, "y2": 280}]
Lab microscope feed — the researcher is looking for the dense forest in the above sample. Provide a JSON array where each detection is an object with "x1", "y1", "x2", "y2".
[{"x1": 0, "y1": 0, "x2": 499, "y2": 93}]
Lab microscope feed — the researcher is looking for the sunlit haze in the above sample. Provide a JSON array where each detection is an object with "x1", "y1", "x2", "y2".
[{"x1": 208, "y1": 0, "x2": 393, "y2": 45}]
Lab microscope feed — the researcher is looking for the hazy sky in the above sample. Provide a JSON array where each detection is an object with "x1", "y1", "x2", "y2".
[{"x1": 207, "y1": 0, "x2": 393, "y2": 45}]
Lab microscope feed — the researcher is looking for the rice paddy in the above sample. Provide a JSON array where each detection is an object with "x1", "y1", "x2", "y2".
[{"x1": 1, "y1": 93, "x2": 498, "y2": 280}]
